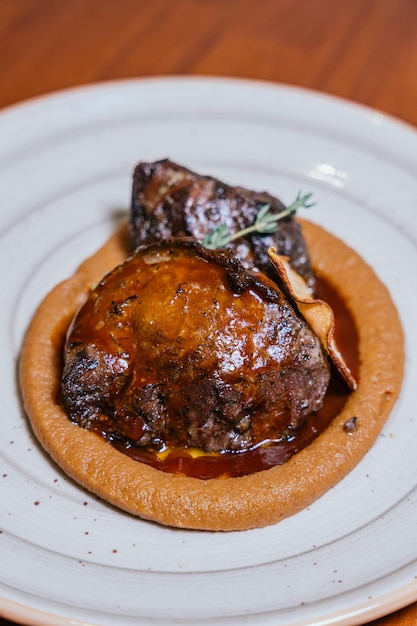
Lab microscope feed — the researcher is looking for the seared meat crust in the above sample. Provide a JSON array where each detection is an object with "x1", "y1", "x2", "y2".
[
  {"x1": 130, "y1": 159, "x2": 315, "y2": 287},
  {"x1": 62, "y1": 240, "x2": 330, "y2": 453}
]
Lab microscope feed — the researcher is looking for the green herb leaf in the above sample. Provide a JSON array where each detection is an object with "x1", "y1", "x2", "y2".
[
  {"x1": 202, "y1": 191, "x2": 315, "y2": 250},
  {"x1": 201, "y1": 223, "x2": 230, "y2": 250}
]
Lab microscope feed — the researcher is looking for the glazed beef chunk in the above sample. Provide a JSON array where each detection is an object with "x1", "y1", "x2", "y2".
[
  {"x1": 130, "y1": 159, "x2": 315, "y2": 288},
  {"x1": 62, "y1": 241, "x2": 330, "y2": 453}
]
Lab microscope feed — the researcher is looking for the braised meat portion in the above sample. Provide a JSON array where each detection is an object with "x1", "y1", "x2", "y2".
[
  {"x1": 62, "y1": 240, "x2": 330, "y2": 454},
  {"x1": 130, "y1": 159, "x2": 315, "y2": 287}
]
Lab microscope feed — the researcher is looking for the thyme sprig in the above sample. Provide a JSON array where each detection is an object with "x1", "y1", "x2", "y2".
[{"x1": 202, "y1": 191, "x2": 315, "y2": 250}]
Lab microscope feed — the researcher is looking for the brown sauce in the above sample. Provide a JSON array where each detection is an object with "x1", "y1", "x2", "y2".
[{"x1": 107, "y1": 277, "x2": 359, "y2": 479}]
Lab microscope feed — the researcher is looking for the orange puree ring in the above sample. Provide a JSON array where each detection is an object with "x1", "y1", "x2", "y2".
[{"x1": 19, "y1": 220, "x2": 404, "y2": 531}]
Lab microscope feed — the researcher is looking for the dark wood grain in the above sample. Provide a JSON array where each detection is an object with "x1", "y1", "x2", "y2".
[{"x1": 1, "y1": 0, "x2": 416, "y2": 624}]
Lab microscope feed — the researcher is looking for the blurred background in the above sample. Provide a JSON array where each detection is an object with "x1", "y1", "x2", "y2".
[{"x1": 1, "y1": 0, "x2": 417, "y2": 129}]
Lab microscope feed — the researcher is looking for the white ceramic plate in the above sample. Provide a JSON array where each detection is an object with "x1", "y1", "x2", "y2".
[{"x1": 1, "y1": 77, "x2": 417, "y2": 626}]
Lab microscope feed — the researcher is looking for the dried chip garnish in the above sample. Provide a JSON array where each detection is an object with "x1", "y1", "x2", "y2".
[{"x1": 268, "y1": 248, "x2": 357, "y2": 390}]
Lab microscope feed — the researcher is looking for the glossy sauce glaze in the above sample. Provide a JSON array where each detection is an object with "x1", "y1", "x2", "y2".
[
  {"x1": 63, "y1": 241, "x2": 331, "y2": 459},
  {"x1": 108, "y1": 275, "x2": 359, "y2": 479}
]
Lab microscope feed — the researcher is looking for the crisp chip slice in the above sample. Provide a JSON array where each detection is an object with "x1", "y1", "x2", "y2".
[{"x1": 268, "y1": 247, "x2": 357, "y2": 390}]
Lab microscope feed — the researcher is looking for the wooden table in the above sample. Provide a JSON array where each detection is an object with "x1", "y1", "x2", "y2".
[{"x1": 0, "y1": 1, "x2": 416, "y2": 624}]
